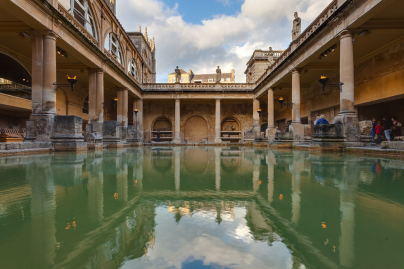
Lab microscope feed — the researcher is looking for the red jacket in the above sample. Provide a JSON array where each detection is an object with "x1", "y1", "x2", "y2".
[{"x1": 375, "y1": 125, "x2": 383, "y2": 135}]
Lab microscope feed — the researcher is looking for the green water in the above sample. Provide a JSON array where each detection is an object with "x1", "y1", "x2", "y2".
[{"x1": 0, "y1": 147, "x2": 404, "y2": 269}]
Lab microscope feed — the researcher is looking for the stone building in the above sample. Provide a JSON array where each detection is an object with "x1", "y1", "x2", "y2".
[
  {"x1": 168, "y1": 69, "x2": 235, "y2": 83},
  {"x1": 0, "y1": 0, "x2": 404, "y2": 150}
]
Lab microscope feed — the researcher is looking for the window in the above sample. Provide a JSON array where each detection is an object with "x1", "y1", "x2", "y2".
[
  {"x1": 105, "y1": 33, "x2": 123, "y2": 65},
  {"x1": 60, "y1": 0, "x2": 97, "y2": 39},
  {"x1": 128, "y1": 59, "x2": 139, "y2": 81},
  {"x1": 208, "y1": 79, "x2": 214, "y2": 83}
]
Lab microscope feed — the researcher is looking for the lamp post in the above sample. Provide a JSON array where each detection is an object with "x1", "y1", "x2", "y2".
[
  {"x1": 278, "y1": 97, "x2": 294, "y2": 109},
  {"x1": 53, "y1": 75, "x2": 78, "y2": 92},
  {"x1": 112, "y1": 97, "x2": 118, "y2": 109},
  {"x1": 318, "y1": 76, "x2": 343, "y2": 92}
]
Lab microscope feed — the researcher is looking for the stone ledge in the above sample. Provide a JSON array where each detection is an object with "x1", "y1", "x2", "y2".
[{"x1": 0, "y1": 148, "x2": 54, "y2": 157}]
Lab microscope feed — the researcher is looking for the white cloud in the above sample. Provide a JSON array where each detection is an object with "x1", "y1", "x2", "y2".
[{"x1": 117, "y1": 0, "x2": 333, "y2": 82}]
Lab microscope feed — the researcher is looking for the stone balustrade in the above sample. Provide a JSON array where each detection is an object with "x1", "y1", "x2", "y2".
[{"x1": 142, "y1": 83, "x2": 255, "y2": 92}]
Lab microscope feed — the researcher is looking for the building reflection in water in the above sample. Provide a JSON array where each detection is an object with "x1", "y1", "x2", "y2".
[{"x1": 1, "y1": 147, "x2": 404, "y2": 268}]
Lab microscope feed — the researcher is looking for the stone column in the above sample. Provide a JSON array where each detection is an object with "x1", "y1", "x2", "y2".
[
  {"x1": 253, "y1": 99, "x2": 261, "y2": 140},
  {"x1": 117, "y1": 88, "x2": 128, "y2": 127},
  {"x1": 26, "y1": 31, "x2": 58, "y2": 142},
  {"x1": 173, "y1": 99, "x2": 181, "y2": 144},
  {"x1": 267, "y1": 88, "x2": 276, "y2": 141},
  {"x1": 134, "y1": 99, "x2": 143, "y2": 142},
  {"x1": 42, "y1": 32, "x2": 57, "y2": 115},
  {"x1": 291, "y1": 68, "x2": 304, "y2": 141},
  {"x1": 86, "y1": 69, "x2": 104, "y2": 148},
  {"x1": 334, "y1": 30, "x2": 360, "y2": 142},
  {"x1": 215, "y1": 99, "x2": 222, "y2": 144}
]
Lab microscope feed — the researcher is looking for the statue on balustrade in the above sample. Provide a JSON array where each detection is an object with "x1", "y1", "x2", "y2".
[
  {"x1": 268, "y1": 47, "x2": 275, "y2": 65},
  {"x1": 292, "y1": 12, "x2": 301, "y2": 41},
  {"x1": 175, "y1": 66, "x2": 181, "y2": 83},
  {"x1": 216, "y1": 66, "x2": 221, "y2": 83}
]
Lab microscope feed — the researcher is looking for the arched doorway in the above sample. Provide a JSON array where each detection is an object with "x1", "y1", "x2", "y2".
[
  {"x1": 56, "y1": 89, "x2": 67, "y2": 115},
  {"x1": 0, "y1": 53, "x2": 31, "y2": 100},
  {"x1": 184, "y1": 116, "x2": 208, "y2": 142}
]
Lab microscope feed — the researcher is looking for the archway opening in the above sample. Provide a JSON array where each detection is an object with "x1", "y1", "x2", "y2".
[
  {"x1": 152, "y1": 116, "x2": 172, "y2": 141},
  {"x1": 0, "y1": 53, "x2": 31, "y2": 100}
]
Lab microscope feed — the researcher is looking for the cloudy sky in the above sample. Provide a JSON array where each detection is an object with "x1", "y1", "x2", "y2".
[{"x1": 117, "y1": 0, "x2": 332, "y2": 83}]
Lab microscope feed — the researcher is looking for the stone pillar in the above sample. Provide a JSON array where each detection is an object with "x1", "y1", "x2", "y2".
[
  {"x1": 26, "y1": 31, "x2": 58, "y2": 142},
  {"x1": 42, "y1": 32, "x2": 57, "y2": 115},
  {"x1": 86, "y1": 69, "x2": 104, "y2": 149},
  {"x1": 215, "y1": 99, "x2": 222, "y2": 144},
  {"x1": 267, "y1": 88, "x2": 276, "y2": 141},
  {"x1": 253, "y1": 99, "x2": 261, "y2": 140},
  {"x1": 334, "y1": 30, "x2": 360, "y2": 142},
  {"x1": 173, "y1": 99, "x2": 181, "y2": 144},
  {"x1": 117, "y1": 88, "x2": 128, "y2": 142},
  {"x1": 117, "y1": 88, "x2": 128, "y2": 127},
  {"x1": 135, "y1": 99, "x2": 143, "y2": 142},
  {"x1": 291, "y1": 68, "x2": 304, "y2": 141}
]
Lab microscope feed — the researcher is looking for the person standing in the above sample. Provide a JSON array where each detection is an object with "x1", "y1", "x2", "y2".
[
  {"x1": 371, "y1": 117, "x2": 376, "y2": 143},
  {"x1": 383, "y1": 116, "x2": 393, "y2": 141},
  {"x1": 392, "y1": 116, "x2": 402, "y2": 138},
  {"x1": 375, "y1": 121, "x2": 383, "y2": 145},
  {"x1": 157, "y1": 130, "x2": 161, "y2": 142}
]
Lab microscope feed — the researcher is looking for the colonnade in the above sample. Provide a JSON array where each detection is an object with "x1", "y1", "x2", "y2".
[
  {"x1": 27, "y1": 31, "x2": 144, "y2": 143},
  {"x1": 265, "y1": 29, "x2": 358, "y2": 142}
]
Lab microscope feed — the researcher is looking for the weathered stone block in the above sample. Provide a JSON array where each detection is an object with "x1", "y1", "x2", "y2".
[
  {"x1": 24, "y1": 120, "x2": 36, "y2": 141},
  {"x1": 35, "y1": 116, "x2": 54, "y2": 142},
  {"x1": 52, "y1": 115, "x2": 84, "y2": 140},
  {"x1": 0, "y1": 143, "x2": 5, "y2": 150},
  {"x1": 54, "y1": 142, "x2": 87, "y2": 151},
  {"x1": 381, "y1": 141, "x2": 404, "y2": 150},
  {"x1": 359, "y1": 120, "x2": 373, "y2": 135},
  {"x1": 333, "y1": 113, "x2": 360, "y2": 142},
  {"x1": 103, "y1": 121, "x2": 122, "y2": 147},
  {"x1": 313, "y1": 123, "x2": 344, "y2": 140},
  {"x1": 291, "y1": 123, "x2": 305, "y2": 141},
  {"x1": 5, "y1": 143, "x2": 19, "y2": 150}
]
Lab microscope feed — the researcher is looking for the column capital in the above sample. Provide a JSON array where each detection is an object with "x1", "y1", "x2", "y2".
[
  {"x1": 215, "y1": 98, "x2": 221, "y2": 102},
  {"x1": 267, "y1": 87, "x2": 275, "y2": 93},
  {"x1": 339, "y1": 29, "x2": 354, "y2": 40},
  {"x1": 89, "y1": 68, "x2": 105, "y2": 74},
  {"x1": 291, "y1": 68, "x2": 302, "y2": 74}
]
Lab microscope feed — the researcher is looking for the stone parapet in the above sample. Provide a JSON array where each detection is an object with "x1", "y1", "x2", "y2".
[{"x1": 142, "y1": 83, "x2": 255, "y2": 92}]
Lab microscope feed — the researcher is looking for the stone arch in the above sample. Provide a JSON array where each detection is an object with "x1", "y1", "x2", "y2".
[
  {"x1": 56, "y1": 89, "x2": 68, "y2": 115},
  {"x1": 152, "y1": 116, "x2": 172, "y2": 131},
  {"x1": 152, "y1": 157, "x2": 172, "y2": 174},
  {"x1": 184, "y1": 116, "x2": 208, "y2": 142},
  {"x1": 0, "y1": 53, "x2": 32, "y2": 100},
  {"x1": 0, "y1": 52, "x2": 31, "y2": 76},
  {"x1": 221, "y1": 117, "x2": 241, "y2": 132}
]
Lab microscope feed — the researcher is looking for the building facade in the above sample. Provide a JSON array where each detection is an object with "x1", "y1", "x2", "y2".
[{"x1": 0, "y1": 0, "x2": 404, "y2": 149}]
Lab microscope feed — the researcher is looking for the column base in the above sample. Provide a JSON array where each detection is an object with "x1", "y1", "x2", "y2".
[
  {"x1": 333, "y1": 112, "x2": 360, "y2": 142},
  {"x1": 290, "y1": 123, "x2": 304, "y2": 141},
  {"x1": 214, "y1": 138, "x2": 222, "y2": 144},
  {"x1": 52, "y1": 116, "x2": 87, "y2": 151},
  {"x1": 173, "y1": 138, "x2": 181, "y2": 144},
  {"x1": 266, "y1": 126, "x2": 276, "y2": 142},
  {"x1": 253, "y1": 124, "x2": 262, "y2": 141}
]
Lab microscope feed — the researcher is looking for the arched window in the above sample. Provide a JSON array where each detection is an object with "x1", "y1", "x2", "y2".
[
  {"x1": 128, "y1": 59, "x2": 139, "y2": 81},
  {"x1": 60, "y1": 0, "x2": 97, "y2": 39},
  {"x1": 105, "y1": 33, "x2": 123, "y2": 65}
]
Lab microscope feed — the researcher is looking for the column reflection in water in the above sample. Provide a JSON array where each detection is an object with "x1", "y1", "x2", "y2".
[
  {"x1": 291, "y1": 151, "x2": 304, "y2": 224},
  {"x1": 87, "y1": 151, "x2": 104, "y2": 223},
  {"x1": 133, "y1": 148, "x2": 144, "y2": 191},
  {"x1": 253, "y1": 151, "x2": 260, "y2": 192},
  {"x1": 117, "y1": 151, "x2": 128, "y2": 203},
  {"x1": 338, "y1": 161, "x2": 358, "y2": 268},
  {"x1": 215, "y1": 147, "x2": 221, "y2": 191},
  {"x1": 267, "y1": 150, "x2": 275, "y2": 203},
  {"x1": 174, "y1": 147, "x2": 180, "y2": 191},
  {"x1": 28, "y1": 155, "x2": 57, "y2": 268}
]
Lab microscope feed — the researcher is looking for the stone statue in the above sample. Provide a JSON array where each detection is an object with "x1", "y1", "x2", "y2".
[
  {"x1": 175, "y1": 66, "x2": 181, "y2": 83},
  {"x1": 292, "y1": 12, "x2": 301, "y2": 41},
  {"x1": 216, "y1": 66, "x2": 221, "y2": 83},
  {"x1": 268, "y1": 47, "x2": 275, "y2": 65}
]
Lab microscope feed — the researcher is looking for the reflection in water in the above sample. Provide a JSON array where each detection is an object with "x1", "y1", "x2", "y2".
[{"x1": 1, "y1": 148, "x2": 404, "y2": 268}]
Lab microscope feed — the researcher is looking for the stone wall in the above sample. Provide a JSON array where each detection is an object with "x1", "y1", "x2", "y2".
[{"x1": 143, "y1": 103, "x2": 253, "y2": 143}]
